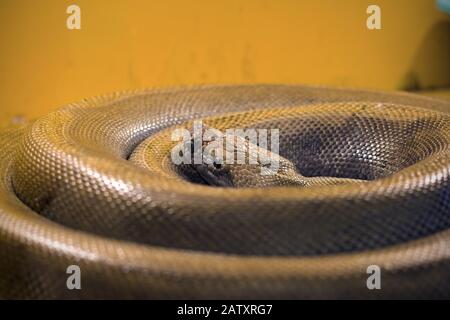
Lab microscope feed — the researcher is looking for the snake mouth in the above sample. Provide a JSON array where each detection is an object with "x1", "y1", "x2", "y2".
[{"x1": 185, "y1": 163, "x2": 235, "y2": 187}]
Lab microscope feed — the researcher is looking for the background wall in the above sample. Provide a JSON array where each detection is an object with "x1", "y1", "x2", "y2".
[{"x1": 0, "y1": 0, "x2": 449, "y2": 126}]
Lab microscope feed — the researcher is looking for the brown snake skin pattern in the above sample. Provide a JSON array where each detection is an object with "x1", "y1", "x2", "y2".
[{"x1": 0, "y1": 85, "x2": 449, "y2": 299}]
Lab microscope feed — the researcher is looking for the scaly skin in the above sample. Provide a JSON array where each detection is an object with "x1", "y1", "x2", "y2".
[{"x1": 0, "y1": 84, "x2": 449, "y2": 298}]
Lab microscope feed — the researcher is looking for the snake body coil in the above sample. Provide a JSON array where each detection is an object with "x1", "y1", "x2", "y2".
[{"x1": 0, "y1": 85, "x2": 449, "y2": 299}]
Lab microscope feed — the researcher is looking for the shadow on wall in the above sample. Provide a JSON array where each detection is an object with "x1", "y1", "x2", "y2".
[{"x1": 400, "y1": 20, "x2": 450, "y2": 91}]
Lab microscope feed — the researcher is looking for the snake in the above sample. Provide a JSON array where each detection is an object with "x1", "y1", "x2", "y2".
[{"x1": 0, "y1": 84, "x2": 449, "y2": 299}]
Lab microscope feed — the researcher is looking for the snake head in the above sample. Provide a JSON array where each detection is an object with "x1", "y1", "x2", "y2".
[
  {"x1": 172, "y1": 122, "x2": 311, "y2": 188},
  {"x1": 184, "y1": 125, "x2": 301, "y2": 188}
]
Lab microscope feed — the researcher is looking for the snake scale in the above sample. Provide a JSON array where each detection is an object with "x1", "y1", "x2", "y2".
[{"x1": 0, "y1": 84, "x2": 449, "y2": 299}]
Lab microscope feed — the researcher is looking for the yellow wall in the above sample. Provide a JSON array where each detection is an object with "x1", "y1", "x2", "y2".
[{"x1": 0, "y1": 0, "x2": 449, "y2": 125}]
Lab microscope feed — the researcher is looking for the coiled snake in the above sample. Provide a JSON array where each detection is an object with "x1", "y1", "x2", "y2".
[{"x1": 0, "y1": 85, "x2": 449, "y2": 299}]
